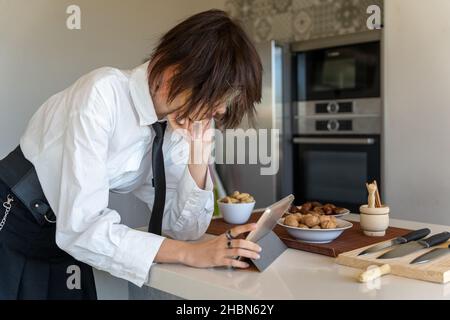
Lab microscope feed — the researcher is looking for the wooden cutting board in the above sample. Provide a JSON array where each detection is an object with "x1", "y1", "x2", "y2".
[
  {"x1": 336, "y1": 241, "x2": 450, "y2": 284},
  {"x1": 206, "y1": 211, "x2": 412, "y2": 257}
]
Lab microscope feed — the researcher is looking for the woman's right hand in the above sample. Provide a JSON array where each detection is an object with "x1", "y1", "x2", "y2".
[{"x1": 182, "y1": 223, "x2": 262, "y2": 269}]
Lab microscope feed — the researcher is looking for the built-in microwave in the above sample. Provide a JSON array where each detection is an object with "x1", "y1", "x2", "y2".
[{"x1": 295, "y1": 41, "x2": 380, "y2": 101}]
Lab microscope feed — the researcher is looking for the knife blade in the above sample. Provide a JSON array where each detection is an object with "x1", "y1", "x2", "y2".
[
  {"x1": 377, "y1": 232, "x2": 450, "y2": 259},
  {"x1": 358, "y1": 228, "x2": 431, "y2": 256},
  {"x1": 410, "y1": 244, "x2": 450, "y2": 264}
]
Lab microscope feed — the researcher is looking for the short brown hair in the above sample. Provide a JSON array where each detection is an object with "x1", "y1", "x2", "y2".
[{"x1": 148, "y1": 9, "x2": 262, "y2": 129}]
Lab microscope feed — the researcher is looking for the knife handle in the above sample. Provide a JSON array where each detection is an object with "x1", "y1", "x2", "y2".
[
  {"x1": 419, "y1": 232, "x2": 450, "y2": 248},
  {"x1": 401, "y1": 228, "x2": 431, "y2": 242}
]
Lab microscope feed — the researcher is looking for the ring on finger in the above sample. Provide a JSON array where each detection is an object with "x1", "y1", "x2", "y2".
[{"x1": 226, "y1": 229, "x2": 236, "y2": 241}]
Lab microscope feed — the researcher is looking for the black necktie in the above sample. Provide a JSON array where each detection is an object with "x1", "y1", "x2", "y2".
[{"x1": 148, "y1": 121, "x2": 167, "y2": 235}]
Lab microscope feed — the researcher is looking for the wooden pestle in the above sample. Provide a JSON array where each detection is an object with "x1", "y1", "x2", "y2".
[{"x1": 373, "y1": 181, "x2": 382, "y2": 208}]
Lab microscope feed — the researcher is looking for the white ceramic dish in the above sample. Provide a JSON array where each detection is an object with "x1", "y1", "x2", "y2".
[
  {"x1": 218, "y1": 201, "x2": 256, "y2": 225},
  {"x1": 328, "y1": 209, "x2": 350, "y2": 218},
  {"x1": 297, "y1": 206, "x2": 350, "y2": 218},
  {"x1": 277, "y1": 218, "x2": 353, "y2": 244}
]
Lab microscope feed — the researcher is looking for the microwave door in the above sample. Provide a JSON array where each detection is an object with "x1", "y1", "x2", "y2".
[
  {"x1": 216, "y1": 41, "x2": 292, "y2": 207},
  {"x1": 298, "y1": 41, "x2": 380, "y2": 101}
]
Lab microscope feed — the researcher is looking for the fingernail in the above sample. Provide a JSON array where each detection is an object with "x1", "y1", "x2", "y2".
[
  {"x1": 257, "y1": 247, "x2": 262, "y2": 252},
  {"x1": 244, "y1": 263, "x2": 250, "y2": 268},
  {"x1": 256, "y1": 254, "x2": 261, "y2": 259}
]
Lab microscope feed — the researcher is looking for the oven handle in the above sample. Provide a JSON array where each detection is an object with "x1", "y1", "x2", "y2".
[{"x1": 293, "y1": 137, "x2": 376, "y2": 145}]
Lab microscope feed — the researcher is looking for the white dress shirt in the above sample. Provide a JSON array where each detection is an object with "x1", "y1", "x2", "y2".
[{"x1": 19, "y1": 62, "x2": 214, "y2": 287}]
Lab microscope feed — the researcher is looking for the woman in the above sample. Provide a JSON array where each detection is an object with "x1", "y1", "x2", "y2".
[{"x1": 0, "y1": 9, "x2": 262, "y2": 300}]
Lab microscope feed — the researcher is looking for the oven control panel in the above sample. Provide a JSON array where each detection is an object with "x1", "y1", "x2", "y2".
[{"x1": 294, "y1": 98, "x2": 381, "y2": 135}]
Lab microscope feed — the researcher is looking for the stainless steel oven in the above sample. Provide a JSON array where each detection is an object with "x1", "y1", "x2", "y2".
[
  {"x1": 292, "y1": 33, "x2": 382, "y2": 212},
  {"x1": 293, "y1": 134, "x2": 380, "y2": 212},
  {"x1": 292, "y1": 102, "x2": 381, "y2": 212}
]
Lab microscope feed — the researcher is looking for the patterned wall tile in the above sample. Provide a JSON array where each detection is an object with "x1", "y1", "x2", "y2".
[
  {"x1": 292, "y1": 0, "x2": 317, "y2": 10},
  {"x1": 292, "y1": 9, "x2": 313, "y2": 41},
  {"x1": 272, "y1": 0, "x2": 293, "y2": 14},
  {"x1": 270, "y1": 12, "x2": 294, "y2": 42},
  {"x1": 225, "y1": 0, "x2": 255, "y2": 20},
  {"x1": 226, "y1": 0, "x2": 383, "y2": 43},
  {"x1": 253, "y1": 16, "x2": 273, "y2": 42},
  {"x1": 309, "y1": 2, "x2": 336, "y2": 39},
  {"x1": 250, "y1": 0, "x2": 276, "y2": 18}
]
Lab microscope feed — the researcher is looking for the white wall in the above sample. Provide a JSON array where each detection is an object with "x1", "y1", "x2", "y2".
[
  {"x1": 384, "y1": 0, "x2": 450, "y2": 225},
  {"x1": 0, "y1": 0, "x2": 225, "y2": 228}
]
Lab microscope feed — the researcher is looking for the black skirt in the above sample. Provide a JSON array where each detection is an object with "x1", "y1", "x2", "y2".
[{"x1": 0, "y1": 178, "x2": 97, "y2": 300}]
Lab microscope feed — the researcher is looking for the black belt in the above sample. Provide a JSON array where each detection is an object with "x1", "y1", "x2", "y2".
[{"x1": 0, "y1": 146, "x2": 56, "y2": 226}]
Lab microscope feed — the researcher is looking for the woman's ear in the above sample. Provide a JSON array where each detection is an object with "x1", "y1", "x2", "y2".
[{"x1": 159, "y1": 66, "x2": 178, "y2": 92}]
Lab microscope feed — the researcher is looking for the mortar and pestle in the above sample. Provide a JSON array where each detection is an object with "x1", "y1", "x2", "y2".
[{"x1": 360, "y1": 181, "x2": 390, "y2": 237}]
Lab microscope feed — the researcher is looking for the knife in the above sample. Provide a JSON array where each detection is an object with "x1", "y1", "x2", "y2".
[
  {"x1": 358, "y1": 228, "x2": 431, "y2": 256},
  {"x1": 410, "y1": 244, "x2": 450, "y2": 264},
  {"x1": 377, "y1": 232, "x2": 450, "y2": 259}
]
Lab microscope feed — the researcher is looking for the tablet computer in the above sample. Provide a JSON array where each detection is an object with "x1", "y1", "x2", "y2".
[{"x1": 246, "y1": 194, "x2": 295, "y2": 243}]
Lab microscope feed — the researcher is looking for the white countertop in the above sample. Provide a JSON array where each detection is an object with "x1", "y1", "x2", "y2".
[{"x1": 145, "y1": 215, "x2": 450, "y2": 300}]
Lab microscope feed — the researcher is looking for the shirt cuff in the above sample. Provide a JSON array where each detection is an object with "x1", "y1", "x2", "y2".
[
  {"x1": 112, "y1": 229, "x2": 165, "y2": 287},
  {"x1": 172, "y1": 167, "x2": 214, "y2": 233},
  {"x1": 183, "y1": 165, "x2": 214, "y2": 193}
]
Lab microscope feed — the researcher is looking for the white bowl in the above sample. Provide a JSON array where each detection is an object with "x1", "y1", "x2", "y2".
[
  {"x1": 296, "y1": 206, "x2": 351, "y2": 218},
  {"x1": 277, "y1": 218, "x2": 353, "y2": 244},
  {"x1": 331, "y1": 209, "x2": 351, "y2": 218},
  {"x1": 218, "y1": 201, "x2": 256, "y2": 225}
]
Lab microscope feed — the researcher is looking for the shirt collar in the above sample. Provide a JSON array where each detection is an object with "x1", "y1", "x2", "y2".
[{"x1": 129, "y1": 61, "x2": 159, "y2": 126}]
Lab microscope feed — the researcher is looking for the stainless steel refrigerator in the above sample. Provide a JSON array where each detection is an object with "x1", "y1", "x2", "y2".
[{"x1": 216, "y1": 41, "x2": 293, "y2": 208}]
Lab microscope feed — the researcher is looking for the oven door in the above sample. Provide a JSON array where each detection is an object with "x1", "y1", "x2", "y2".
[
  {"x1": 297, "y1": 41, "x2": 380, "y2": 101},
  {"x1": 292, "y1": 135, "x2": 380, "y2": 212}
]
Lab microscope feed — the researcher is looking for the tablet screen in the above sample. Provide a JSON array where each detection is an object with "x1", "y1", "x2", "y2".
[{"x1": 246, "y1": 194, "x2": 295, "y2": 243}]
